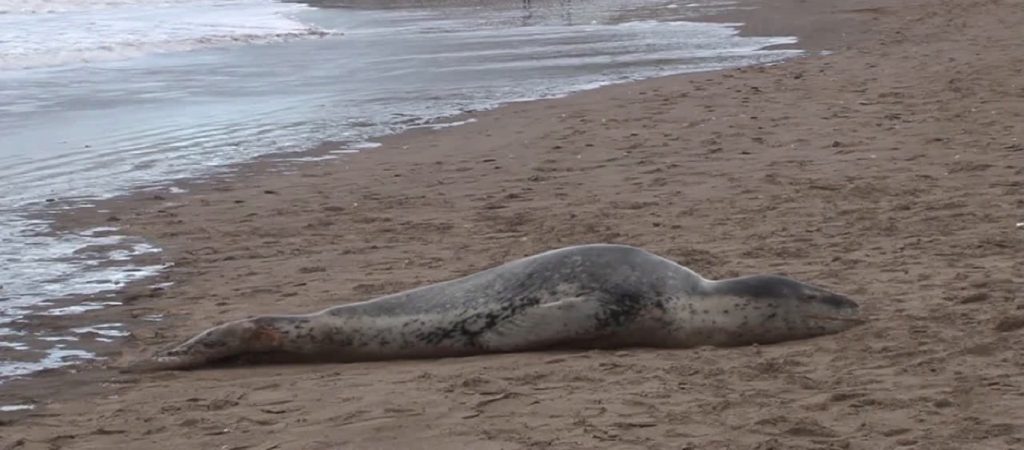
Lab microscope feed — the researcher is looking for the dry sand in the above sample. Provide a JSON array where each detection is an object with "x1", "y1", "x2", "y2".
[{"x1": 2, "y1": 0, "x2": 1024, "y2": 448}]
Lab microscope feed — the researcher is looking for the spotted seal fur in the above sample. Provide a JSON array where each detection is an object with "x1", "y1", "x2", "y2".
[{"x1": 127, "y1": 244, "x2": 863, "y2": 371}]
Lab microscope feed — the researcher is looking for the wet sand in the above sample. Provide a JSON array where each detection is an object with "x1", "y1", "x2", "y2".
[{"x1": 2, "y1": 0, "x2": 1024, "y2": 448}]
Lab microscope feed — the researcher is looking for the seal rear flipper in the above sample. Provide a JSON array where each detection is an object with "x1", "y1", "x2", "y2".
[
  {"x1": 118, "y1": 355, "x2": 204, "y2": 373},
  {"x1": 118, "y1": 320, "x2": 261, "y2": 372},
  {"x1": 477, "y1": 296, "x2": 605, "y2": 352}
]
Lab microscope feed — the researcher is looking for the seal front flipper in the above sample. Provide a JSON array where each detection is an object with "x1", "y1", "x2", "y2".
[{"x1": 477, "y1": 296, "x2": 606, "y2": 352}]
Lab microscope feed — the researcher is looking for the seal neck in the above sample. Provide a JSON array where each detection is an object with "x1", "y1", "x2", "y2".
[{"x1": 700, "y1": 275, "x2": 791, "y2": 299}]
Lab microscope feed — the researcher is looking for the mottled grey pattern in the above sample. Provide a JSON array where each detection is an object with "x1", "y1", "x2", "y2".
[{"x1": 127, "y1": 244, "x2": 863, "y2": 372}]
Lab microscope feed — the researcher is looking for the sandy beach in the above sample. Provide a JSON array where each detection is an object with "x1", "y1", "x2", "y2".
[{"x1": 3, "y1": 0, "x2": 1023, "y2": 448}]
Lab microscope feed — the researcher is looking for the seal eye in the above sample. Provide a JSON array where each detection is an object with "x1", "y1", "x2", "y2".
[{"x1": 802, "y1": 293, "x2": 820, "y2": 302}]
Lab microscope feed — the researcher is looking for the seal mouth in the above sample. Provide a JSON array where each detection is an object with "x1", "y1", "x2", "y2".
[{"x1": 806, "y1": 314, "x2": 867, "y2": 325}]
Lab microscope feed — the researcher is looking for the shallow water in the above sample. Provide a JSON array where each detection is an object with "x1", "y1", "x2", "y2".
[{"x1": 0, "y1": 0, "x2": 799, "y2": 380}]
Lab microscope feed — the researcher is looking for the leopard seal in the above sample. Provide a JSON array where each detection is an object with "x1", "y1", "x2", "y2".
[{"x1": 126, "y1": 244, "x2": 863, "y2": 371}]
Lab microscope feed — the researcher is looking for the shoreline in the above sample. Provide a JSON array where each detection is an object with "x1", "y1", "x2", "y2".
[{"x1": 3, "y1": 0, "x2": 1024, "y2": 447}]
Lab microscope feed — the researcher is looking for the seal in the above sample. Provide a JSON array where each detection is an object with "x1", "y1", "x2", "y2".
[{"x1": 127, "y1": 244, "x2": 863, "y2": 371}]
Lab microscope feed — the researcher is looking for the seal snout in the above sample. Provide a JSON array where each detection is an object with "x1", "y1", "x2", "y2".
[
  {"x1": 821, "y1": 292, "x2": 859, "y2": 312},
  {"x1": 806, "y1": 291, "x2": 865, "y2": 330}
]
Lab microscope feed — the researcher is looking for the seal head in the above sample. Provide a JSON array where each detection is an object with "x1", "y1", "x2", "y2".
[{"x1": 702, "y1": 274, "x2": 862, "y2": 345}]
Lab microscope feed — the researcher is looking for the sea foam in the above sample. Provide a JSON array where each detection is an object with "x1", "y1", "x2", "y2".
[{"x1": 0, "y1": 0, "x2": 334, "y2": 70}]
